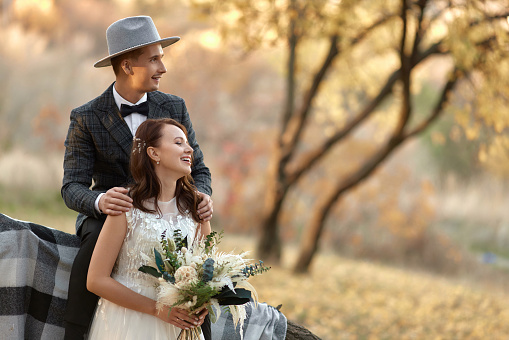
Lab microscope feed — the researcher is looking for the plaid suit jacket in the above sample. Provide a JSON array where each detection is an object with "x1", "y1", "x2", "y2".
[{"x1": 61, "y1": 83, "x2": 211, "y2": 233}]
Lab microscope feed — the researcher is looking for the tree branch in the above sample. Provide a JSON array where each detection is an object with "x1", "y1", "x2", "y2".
[
  {"x1": 322, "y1": 132, "x2": 406, "y2": 220},
  {"x1": 280, "y1": 13, "x2": 396, "y2": 169},
  {"x1": 279, "y1": 0, "x2": 299, "y2": 147},
  {"x1": 281, "y1": 4, "x2": 504, "y2": 190},
  {"x1": 285, "y1": 38, "x2": 447, "y2": 187},
  {"x1": 405, "y1": 67, "x2": 461, "y2": 138},
  {"x1": 395, "y1": 0, "x2": 411, "y2": 136},
  {"x1": 469, "y1": 12, "x2": 509, "y2": 27},
  {"x1": 349, "y1": 13, "x2": 399, "y2": 47},
  {"x1": 410, "y1": 0, "x2": 428, "y2": 64},
  {"x1": 280, "y1": 34, "x2": 339, "y2": 164}
]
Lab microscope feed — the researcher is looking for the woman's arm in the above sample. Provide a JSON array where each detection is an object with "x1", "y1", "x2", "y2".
[
  {"x1": 195, "y1": 221, "x2": 212, "y2": 241},
  {"x1": 87, "y1": 213, "x2": 157, "y2": 315},
  {"x1": 87, "y1": 214, "x2": 205, "y2": 329}
]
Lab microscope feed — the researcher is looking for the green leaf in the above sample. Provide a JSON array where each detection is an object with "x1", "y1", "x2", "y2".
[
  {"x1": 207, "y1": 305, "x2": 217, "y2": 323},
  {"x1": 214, "y1": 287, "x2": 251, "y2": 306},
  {"x1": 138, "y1": 265, "x2": 162, "y2": 278},
  {"x1": 154, "y1": 248, "x2": 165, "y2": 273},
  {"x1": 163, "y1": 272, "x2": 176, "y2": 284},
  {"x1": 202, "y1": 258, "x2": 215, "y2": 283}
]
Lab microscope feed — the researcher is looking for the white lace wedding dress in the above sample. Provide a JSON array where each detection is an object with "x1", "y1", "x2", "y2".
[{"x1": 88, "y1": 198, "x2": 204, "y2": 340}]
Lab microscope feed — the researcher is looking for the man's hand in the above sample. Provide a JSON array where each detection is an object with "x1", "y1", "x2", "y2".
[
  {"x1": 98, "y1": 187, "x2": 133, "y2": 216},
  {"x1": 197, "y1": 192, "x2": 213, "y2": 222}
]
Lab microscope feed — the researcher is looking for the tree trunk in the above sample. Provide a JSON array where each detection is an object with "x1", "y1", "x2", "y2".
[
  {"x1": 257, "y1": 0, "x2": 299, "y2": 265},
  {"x1": 294, "y1": 200, "x2": 329, "y2": 273},
  {"x1": 257, "y1": 187, "x2": 287, "y2": 264},
  {"x1": 286, "y1": 320, "x2": 322, "y2": 340},
  {"x1": 293, "y1": 135, "x2": 407, "y2": 273}
]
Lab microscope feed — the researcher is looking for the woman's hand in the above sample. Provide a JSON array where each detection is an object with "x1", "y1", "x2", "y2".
[{"x1": 156, "y1": 306, "x2": 208, "y2": 329}]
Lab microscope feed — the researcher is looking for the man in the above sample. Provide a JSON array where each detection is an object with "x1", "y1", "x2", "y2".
[{"x1": 61, "y1": 16, "x2": 213, "y2": 339}]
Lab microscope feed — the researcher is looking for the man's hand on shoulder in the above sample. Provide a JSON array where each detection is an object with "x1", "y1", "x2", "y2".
[
  {"x1": 197, "y1": 192, "x2": 213, "y2": 222},
  {"x1": 99, "y1": 187, "x2": 133, "y2": 216}
]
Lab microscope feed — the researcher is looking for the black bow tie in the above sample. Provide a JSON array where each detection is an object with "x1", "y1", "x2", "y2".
[{"x1": 120, "y1": 102, "x2": 149, "y2": 118}]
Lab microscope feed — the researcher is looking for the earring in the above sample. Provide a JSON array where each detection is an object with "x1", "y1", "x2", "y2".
[{"x1": 157, "y1": 161, "x2": 160, "y2": 165}]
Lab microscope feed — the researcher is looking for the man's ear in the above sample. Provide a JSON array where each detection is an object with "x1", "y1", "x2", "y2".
[
  {"x1": 122, "y1": 59, "x2": 132, "y2": 75},
  {"x1": 147, "y1": 146, "x2": 159, "y2": 162}
]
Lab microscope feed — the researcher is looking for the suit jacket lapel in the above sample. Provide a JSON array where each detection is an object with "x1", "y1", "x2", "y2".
[
  {"x1": 95, "y1": 83, "x2": 133, "y2": 157},
  {"x1": 147, "y1": 91, "x2": 167, "y2": 119}
]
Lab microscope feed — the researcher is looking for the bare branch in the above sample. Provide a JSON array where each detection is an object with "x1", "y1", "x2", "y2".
[
  {"x1": 405, "y1": 67, "x2": 461, "y2": 138},
  {"x1": 280, "y1": 4, "x2": 506, "y2": 191},
  {"x1": 396, "y1": 0, "x2": 412, "y2": 135},
  {"x1": 469, "y1": 12, "x2": 509, "y2": 27},
  {"x1": 281, "y1": 13, "x2": 397, "y2": 167},
  {"x1": 286, "y1": 37, "x2": 447, "y2": 187},
  {"x1": 319, "y1": 67, "x2": 462, "y2": 219},
  {"x1": 279, "y1": 0, "x2": 299, "y2": 147},
  {"x1": 280, "y1": 34, "x2": 339, "y2": 163},
  {"x1": 321, "y1": 133, "x2": 406, "y2": 220},
  {"x1": 410, "y1": 0, "x2": 428, "y2": 63},
  {"x1": 349, "y1": 12, "x2": 399, "y2": 47},
  {"x1": 287, "y1": 68, "x2": 399, "y2": 186}
]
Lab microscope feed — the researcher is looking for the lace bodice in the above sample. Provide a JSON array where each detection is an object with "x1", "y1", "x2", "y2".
[{"x1": 111, "y1": 198, "x2": 198, "y2": 295}]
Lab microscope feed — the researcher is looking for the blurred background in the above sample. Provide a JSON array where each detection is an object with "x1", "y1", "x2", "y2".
[{"x1": 1, "y1": 0, "x2": 509, "y2": 338}]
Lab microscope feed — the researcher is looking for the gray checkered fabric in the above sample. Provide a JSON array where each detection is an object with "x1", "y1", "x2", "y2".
[
  {"x1": 0, "y1": 214, "x2": 287, "y2": 339},
  {"x1": 211, "y1": 302, "x2": 287, "y2": 340},
  {"x1": 0, "y1": 214, "x2": 80, "y2": 339}
]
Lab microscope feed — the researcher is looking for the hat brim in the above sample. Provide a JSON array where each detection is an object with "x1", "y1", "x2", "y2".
[{"x1": 93, "y1": 36, "x2": 180, "y2": 68}]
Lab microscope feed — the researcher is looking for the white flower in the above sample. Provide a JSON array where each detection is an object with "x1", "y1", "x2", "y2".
[
  {"x1": 174, "y1": 265, "x2": 198, "y2": 285},
  {"x1": 185, "y1": 295, "x2": 198, "y2": 308}
]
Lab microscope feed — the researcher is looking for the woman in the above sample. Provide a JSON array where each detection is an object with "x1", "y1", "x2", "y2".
[{"x1": 86, "y1": 118, "x2": 211, "y2": 339}]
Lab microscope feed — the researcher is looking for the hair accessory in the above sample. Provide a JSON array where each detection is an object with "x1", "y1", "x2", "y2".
[{"x1": 132, "y1": 137, "x2": 146, "y2": 154}]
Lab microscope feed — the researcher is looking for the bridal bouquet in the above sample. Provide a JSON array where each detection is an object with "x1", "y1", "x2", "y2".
[{"x1": 139, "y1": 230, "x2": 270, "y2": 340}]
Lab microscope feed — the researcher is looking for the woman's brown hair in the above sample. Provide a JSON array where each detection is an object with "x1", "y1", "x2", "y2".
[{"x1": 129, "y1": 118, "x2": 202, "y2": 222}]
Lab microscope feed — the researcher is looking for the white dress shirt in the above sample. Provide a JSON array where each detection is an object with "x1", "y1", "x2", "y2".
[{"x1": 112, "y1": 83, "x2": 148, "y2": 136}]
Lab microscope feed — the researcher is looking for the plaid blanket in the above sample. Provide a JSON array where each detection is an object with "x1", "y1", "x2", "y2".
[
  {"x1": 0, "y1": 213, "x2": 287, "y2": 339},
  {"x1": 0, "y1": 213, "x2": 80, "y2": 339},
  {"x1": 211, "y1": 302, "x2": 287, "y2": 340}
]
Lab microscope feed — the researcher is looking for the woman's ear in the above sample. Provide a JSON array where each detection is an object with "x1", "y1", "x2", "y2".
[{"x1": 146, "y1": 147, "x2": 159, "y2": 163}]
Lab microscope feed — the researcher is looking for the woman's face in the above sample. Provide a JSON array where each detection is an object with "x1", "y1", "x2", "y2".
[{"x1": 153, "y1": 124, "x2": 193, "y2": 178}]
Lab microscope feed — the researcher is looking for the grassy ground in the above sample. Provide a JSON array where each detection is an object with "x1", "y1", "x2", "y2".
[
  {"x1": 220, "y1": 236, "x2": 509, "y2": 340},
  {"x1": 0, "y1": 187, "x2": 77, "y2": 233},
  {"x1": 2, "y1": 191, "x2": 509, "y2": 339}
]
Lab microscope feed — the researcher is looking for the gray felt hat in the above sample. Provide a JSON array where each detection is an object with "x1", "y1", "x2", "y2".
[{"x1": 94, "y1": 16, "x2": 180, "y2": 68}]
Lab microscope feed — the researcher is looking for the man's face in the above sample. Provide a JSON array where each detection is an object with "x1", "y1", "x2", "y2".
[{"x1": 128, "y1": 43, "x2": 167, "y2": 94}]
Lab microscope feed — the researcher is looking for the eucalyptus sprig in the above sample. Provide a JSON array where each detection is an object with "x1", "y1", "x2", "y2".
[
  {"x1": 241, "y1": 260, "x2": 271, "y2": 278},
  {"x1": 173, "y1": 229, "x2": 187, "y2": 252},
  {"x1": 203, "y1": 230, "x2": 224, "y2": 254}
]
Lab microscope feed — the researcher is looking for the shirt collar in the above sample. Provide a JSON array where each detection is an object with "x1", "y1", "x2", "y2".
[{"x1": 112, "y1": 83, "x2": 148, "y2": 110}]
